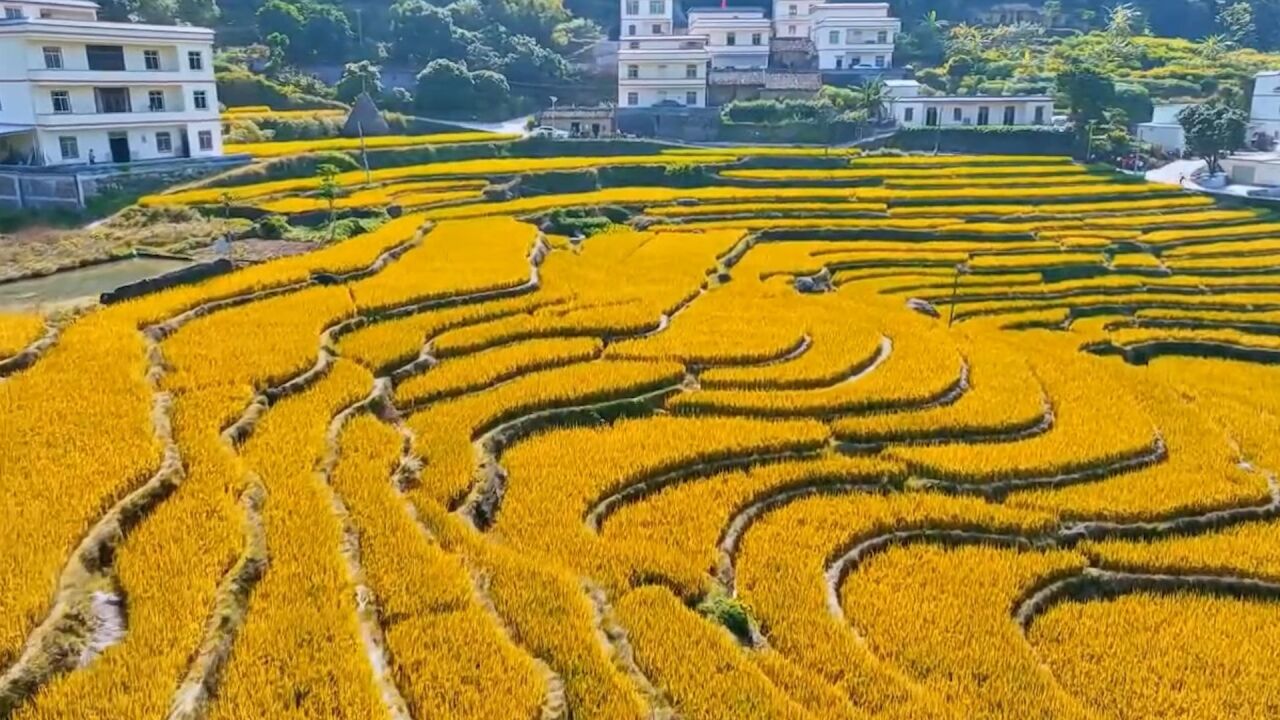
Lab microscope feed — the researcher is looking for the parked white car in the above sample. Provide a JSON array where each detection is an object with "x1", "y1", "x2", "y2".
[{"x1": 529, "y1": 126, "x2": 570, "y2": 139}]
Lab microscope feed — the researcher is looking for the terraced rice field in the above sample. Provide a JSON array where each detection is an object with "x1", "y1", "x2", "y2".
[{"x1": 4, "y1": 148, "x2": 1280, "y2": 720}]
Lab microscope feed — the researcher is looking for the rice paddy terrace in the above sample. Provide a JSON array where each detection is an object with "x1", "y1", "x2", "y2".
[{"x1": 3, "y1": 147, "x2": 1280, "y2": 720}]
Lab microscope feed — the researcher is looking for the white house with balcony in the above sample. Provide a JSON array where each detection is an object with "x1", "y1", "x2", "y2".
[
  {"x1": 688, "y1": 7, "x2": 770, "y2": 70},
  {"x1": 621, "y1": 0, "x2": 674, "y2": 37},
  {"x1": 811, "y1": 3, "x2": 899, "y2": 71},
  {"x1": 1250, "y1": 70, "x2": 1280, "y2": 144},
  {"x1": 0, "y1": 0, "x2": 221, "y2": 166},
  {"x1": 885, "y1": 79, "x2": 1053, "y2": 128},
  {"x1": 618, "y1": 35, "x2": 709, "y2": 108}
]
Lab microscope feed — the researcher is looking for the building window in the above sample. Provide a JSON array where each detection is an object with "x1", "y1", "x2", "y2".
[
  {"x1": 903, "y1": 107, "x2": 914, "y2": 122},
  {"x1": 1034, "y1": 105, "x2": 1045, "y2": 125},
  {"x1": 187, "y1": 51, "x2": 203, "y2": 71},
  {"x1": 925, "y1": 107, "x2": 938, "y2": 126},
  {"x1": 788, "y1": 3, "x2": 797, "y2": 16},
  {"x1": 877, "y1": 30, "x2": 888, "y2": 43},
  {"x1": 977, "y1": 106, "x2": 990, "y2": 126},
  {"x1": 43, "y1": 46, "x2": 63, "y2": 69},
  {"x1": 144, "y1": 50, "x2": 161, "y2": 70},
  {"x1": 1004, "y1": 105, "x2": 1017, "y2": 125},
  {"x1": 953, "y1": 107, "x2": 962, "y2": 122},
  {"x1": 651, "y1": 23, "x2": 662, "y2": 33},
  {"x1": 648, "y1": 0, "x2": 662, "y2": 13},
  {"x1": 875, "y1": 55, "x2": 885, "y2": 68},
  {"x1": 95, "y1": 87, "x2": 131, "y2": 113},
  {"x1": 628, "y1": 24, "x2": 636, "y2": 35},
  {"x1": 156, "y1": 131, "x2": 172, "y2": 154},
  {"x1": 193, "y1": 90, "x2": 208, "y2": 110},
  {"x1": 751, "y1": 32, "x2": 762, "y2": 45},
  {"x1": 850, "y1": 55, "x2": 861, "y2": 67},
  {"x1": 627, "y1": 91, "x2": 639, "y2": 106},
  {"x1": 148, "y1": 91, "x2": 165, "y2": 111},
  {"x1": 835, "y1": 57, "x2": 843, "y2": 69},
  {"x1": 629, "y1": 41, "x2": 639, "y2": 48},
  {"x1": 828, "y1": 30, "x2": 839, "y2": 44},
  {"x1": 58, "y1": 136, "x2": 78, "y2": 160},
  {"x1": 625, "y1": 0, "x2": 638, "y2": 13},
  {"x1": 198, "y1": 130, "x2": 213, "y2": 151},
  {"x1": 686, "y1": 90, "x2": 697, "y2": 106},
  {"x1": 86, "y1": 45, "x2": 125, "y2": 71},
  {"x1": 846, "y1": 29, "x2": 856, "y2": 43},
  {"x1": 685, "y1": 64, "x2": 697, "y2": 79},
  {"x1": 788, "y1": 24, "x2": 796, "y2": 35},
  {"x1": 4, "y1": 6, "x2": 22, "y2": 18},
  {"x1": 627, "y1": 64, "x2": 639, "y2": 79},
  {"x1": 50, "y1": 90, "x2": 71, "y2": 113},
  {"x1": 727, "y1": 31, "x2": 736, "y2": 45}
]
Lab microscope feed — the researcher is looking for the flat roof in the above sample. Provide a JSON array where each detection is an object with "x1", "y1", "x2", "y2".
[
  {"x1": 0, "y1": 17, "x2": 214, "y2": 37},
  {"x1": 897, "y1": 94, "x2": 1053, "y2": 103},
  {"x1": 20, "y1": 0, "x2": 101, "y2": 7}
]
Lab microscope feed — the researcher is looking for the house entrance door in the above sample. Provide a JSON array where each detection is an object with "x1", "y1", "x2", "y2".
[{"x1": 108, "y1": 133, "x2": 130, "y2": 163}]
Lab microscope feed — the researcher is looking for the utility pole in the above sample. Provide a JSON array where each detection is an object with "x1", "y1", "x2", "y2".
[{"x1": 359, "y1": 121, "x2": 371, "y2": 186}]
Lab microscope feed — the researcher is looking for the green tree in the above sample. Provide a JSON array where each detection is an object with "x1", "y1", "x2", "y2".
[
  {"x1": 415, "y1": 59, "x2": 475, "y2": 114},
  {"x1": 257, "y1": 0, "x2": 305, "y2": 46},
  {"x1": 500, "y1": 35, "x2": 572, "y2": 90},
  {"x1": 390, "y1": 0, "x2": 467, "y2": 64},
  {"x1": 1057, "y1": 65, "x2": 1116, "y2": 126},
  {"x1": 1217, "y1": 2, "x2": 1258, "y2": 47},
  {"x1": 336, "y1": 61, "x2": 383, "y2": 103},
  {"x1": 944, "y1": 55, "x2": 974, "y2": 94},
  {"x1": 471, "y1": 69, "x2": 512, "y2": 107},
  {"x1": 1042, "y1": 0, "x2": 1062, "y2": 28},
  {"x1": 1178, "y1": 101, "x2": 1248, "y2": 174},
  {"x1": 315, "y1": 164, "x2": 342, "y2": 241}
]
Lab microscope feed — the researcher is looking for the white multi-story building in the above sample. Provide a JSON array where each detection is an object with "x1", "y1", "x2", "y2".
[
  {"x1": 885, "y1": 79, "x2": 1052, "y2": 128},
  {"x1": 0, "y1": 0, "x2": 221, "y2": 166},
  {"x1": 772, "y1": 0, "x2": 817, "y2": 39},
  {"x1": 811, "y1": 3, "x2": 899, "y2": 71},
  {"x1": 687, "y1": 7, "x2": 770, "y2": 70},
  {"x1": 1249, "y1": 70, "x2": 1280, "y2": 143},
  {"x1": 618, "y1": 35, "x2": 709, "y2": 108},
  {"x1": 621, "y1": 0, "x2": 675, "y2": 37}
]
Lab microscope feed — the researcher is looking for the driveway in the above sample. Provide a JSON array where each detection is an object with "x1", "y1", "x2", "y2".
[{"x1": 1145, "y1": 158, "x2": 1205, "y2": 186}]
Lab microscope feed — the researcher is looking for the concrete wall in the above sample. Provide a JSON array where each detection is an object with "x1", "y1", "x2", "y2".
[{"x1": 0, "y1": 153, "x2": 247, "y2": 209}]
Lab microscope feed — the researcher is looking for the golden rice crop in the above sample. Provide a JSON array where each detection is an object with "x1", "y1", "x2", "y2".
[
  {"x1": 141, "y1": 155, "x2": 739, "y2": 206},
  {"x1": 848, "y1": 154, "x2": 1072, "y2": 166},
  {"x1": 222, "y1": 108, "x2": 347, "y2": 120},
  {"x1": 395, "y1": 336, "x2": 604, "y2": 407},
  {"x1": 643, "y1": 201, "x2": 886, "y2": 217},
  {"x1": 888, "y1": 337, "x2": 1157, "y2": 483},
  {"x1": 735, "y1": 491, "x2": 1055, "y2": 717},
  {"x1": 1086, "y1": 519, "x2": 1280, "y2": 581},
  {"x1": 889, "y1": 195, "x2": 1212, "y2": 217},
  {"x1": 662, "y1": 146, "x2": 861, "y2": 156},
  {"x1": 600, "y1": 455, "x2": 903, "y2": 599},
  {"x1": 1165, "y1": 252, "x2": 1280, "y2": 271},
  {"x1": 723, "y1": 165, "x2": 1087, "y2": 180},
  {"x1": 406, "y1": 359, "x2": 686, "y2": 507},
  {"x1": 858, "y1": 183, "x2": 1181, "y2": 204},
  {"x1": 614, "y1": 586, "x2": 811, "y2": 720},
  {"x1": 0, "y1": 313, "x2": 159, "y2": 671},
  {"x1": 668, "y1": 311, "x2": 965, "y2": 417},
  {"x1": 841, "y1": 543, "x2": 1090, "y2": 718},
  {"x1": 1161, "y1": 237, "x2": 1280, "y2": 258},
  {"x1": 1141, "y1": 221, "x2": 1280, "y2": 245},
  {"x1": 831, "y1": 335, "x2": 1046, "y2": 443},
  {"x1": 0, "y1": 312, "x2": 44, "y2": 358},
  {"x1": 332, "y1": 415, "x2": 549, "y2": 719},
  {"x1": 255, "y1": 181, "x2": 485, "y2": 214},
  {"x1": 1030, "y1": 592, "x2": 1280, "y2": 720},
  {"x1": 349, "y1": 217, "x2": 537, "y2": 312},
  {"x1": 225, "y1": 131, "x2": 519, "y2": 157},
  {"x1": 884, "y1": 174, "x2": 1114, "y2": 188},
  {"x1": 207, "y1": 359, "x2": 387, "y2": 719}
]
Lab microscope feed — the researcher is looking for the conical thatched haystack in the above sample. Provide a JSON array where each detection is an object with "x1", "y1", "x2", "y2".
[{"x1": 342, "y1": 92, "x2": 391, "y2": 137}]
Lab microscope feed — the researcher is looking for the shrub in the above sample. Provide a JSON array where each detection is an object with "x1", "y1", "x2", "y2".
[
  {"x1": 256, "y1": 214, "x2": 292, "y2": 239},
  {"x1": 696, "y1": 590, "x2": 754, "y2": 644}
]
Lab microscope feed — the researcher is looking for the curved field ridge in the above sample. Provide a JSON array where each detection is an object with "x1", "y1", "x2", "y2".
[{"x1": 7, "y1": 149, "x2": 1280, "y2": 720}]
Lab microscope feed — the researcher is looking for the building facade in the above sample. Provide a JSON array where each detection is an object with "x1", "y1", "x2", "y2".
[
  {"x1": 616, "y1": 0, "x2": 901, "y2": 108},
  {"x1": 687, "y1": 8, "x2": 770, "y2": 69},
  {"x1": 617, "y1": 35, "x2": 710, "y2": 108},
  {"x1": 1136, "y1": 103, "x2": 1189, "y2": 155},
  {"x1": 885, "y1": 80, "x2": 1052, "y2": 128},
  {"x1": 810, "y1": 3, "x2": 899, "y2": 71},
  {"x1": 1250, "y1": 70, "x2": 1280, "y2": 144},
  {"x1": 0, "y1": 0, "x2": 222, "y2": 166}
]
